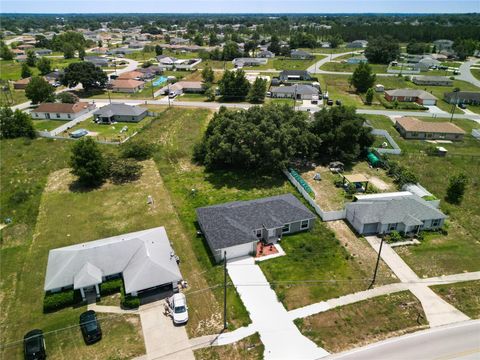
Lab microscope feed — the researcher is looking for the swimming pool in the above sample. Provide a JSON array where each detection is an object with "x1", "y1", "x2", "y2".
[{"x1": 152, "y1": 76, "x2": 168, "y2": 87}]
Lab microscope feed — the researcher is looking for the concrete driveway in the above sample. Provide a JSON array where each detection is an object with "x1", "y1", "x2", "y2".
[{"x1": 227, "y1": 256, "x2": 329, "y2": 360}]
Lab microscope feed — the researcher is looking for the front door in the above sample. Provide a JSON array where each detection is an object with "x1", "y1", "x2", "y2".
[{"x1": 46, "y1": 113, "x2": 50, "y2": 119}]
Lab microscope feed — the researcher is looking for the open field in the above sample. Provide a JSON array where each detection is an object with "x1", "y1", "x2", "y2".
[
  {"x1": 194, "y1": 333, "x2": 264, "y2": 360},
  {"x1": 364, "y1": 115, "x2": 480, "y2": 277},
  {"x1": 295, "y1": 291, "x2": 428, "y2": 353},
  {"x1": 430, "y1": 280, "x2": 480, "y2": 319},
  {"x1": 320, "y1": 62, "x2": 388, "y2": 74},
  {"x1": 272, "y1": 55, "x2": 326, "y2": 71},
  {"x1": 1, "y1": 60, "x2": 40, "y2": 81},
  {"x1": 0, "y1": 88, "x2": 29, "y2": 106}
]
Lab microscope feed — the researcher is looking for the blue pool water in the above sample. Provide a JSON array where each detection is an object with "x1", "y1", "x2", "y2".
[{"x1": 152, "y1": 76, "x2": 168, "y2": 87}]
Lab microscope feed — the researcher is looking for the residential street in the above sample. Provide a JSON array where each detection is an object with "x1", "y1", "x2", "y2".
[
  {"x1": 456, "y1": 59, "x2": 480, "y2": 88},
  {"x1": 324, "y1": 320, "x2": 480, "y2": 360}
]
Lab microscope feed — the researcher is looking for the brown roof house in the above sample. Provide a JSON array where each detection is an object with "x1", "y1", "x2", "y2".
[
  {"x1": 159, "y1": 81, "x2": 204, "y2": 96},
  {"x1": 385, "y1": 89, "x2": 438, "y2": 106},
  {"x1": 117, "y1": 71, "x2": 145, "y2": 80},
  {"x1": 32, "y1": 102, "x2": 95, "y2": 120},
  {"x1": 395, "y1": 117, "x2": 466, "y2": 141},
  {"x1": 13, "y1": 77, "x2": 31, "y2": 89},
  {"x1": 110, "y1": 79, "x2": 145, "y2": 93}
]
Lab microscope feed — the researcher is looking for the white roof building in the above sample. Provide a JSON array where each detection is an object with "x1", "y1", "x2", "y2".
[{"x1": 44, "y1": 227, "x2": 182, "y2": 298}]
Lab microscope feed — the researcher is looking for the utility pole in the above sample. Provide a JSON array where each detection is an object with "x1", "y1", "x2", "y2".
[
  {"x1": 369, "y1": 235, "x2": 385, "y2": 289},
  {"x1": 167, "y1": 84, "x2": 171, "y2": 107},
  {"x1": 223, "y1": 251, "x2": 227, "y2": 330},
  {"x1": 450, "y1": 89, "x2": 459, "y2": 122},
  {"x1": 293, "y1": 85, "x2": 297, "y2": 110}
]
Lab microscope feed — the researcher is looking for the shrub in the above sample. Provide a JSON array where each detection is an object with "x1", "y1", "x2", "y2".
[
  {"x1": 120, "y1": 140, "x2": 155, "y2": 160},
  {"x1": 108, "y1": 157, "x2": 142, "y2": 184},
  {"x1": 120, "y1": 286, "x2": 140, "y2": 309},
  {"x1": 43, "y1": 290, "x2": 82, "y2": 312},
  {"x1": 100, "y1": 278, "x2": 123, "y2": 296}
]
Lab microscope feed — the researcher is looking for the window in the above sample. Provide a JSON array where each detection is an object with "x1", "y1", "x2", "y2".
[
  {"x1": 255, "y1": 229, "x2": 262, "y2": 238},
  {"x1": 67, "y1": 114, "x2": 71, "y2": 119},
  {"x1": 56, "y1": 113, "x2": 60, "y2": 118},
  {"x1": 388, "y1": 223, "x2": 398, "y2": 231},
  {"x1": 301, "y1": 220, "x2": 309, "y2": 229},
  {"x1": 412, "y1": 132, "x2": 418, "y2": 137},
  {"x1": 432, "y1": 219, "x2": 441, "y2": 227},
  {"x1": 282, "y1": 224, "x2": 290, "y2": 234}
]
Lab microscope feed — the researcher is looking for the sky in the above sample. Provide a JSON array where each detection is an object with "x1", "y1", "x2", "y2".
[{"x1": 1, "y1": 0, "x2": 479, "y2": 14}]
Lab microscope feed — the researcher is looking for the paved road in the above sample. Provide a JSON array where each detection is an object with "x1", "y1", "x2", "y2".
[
  {"x1": 324, "y1": 320, "x2": 480, "y2": 360},
  {"x1": 456, "y1": 58, "x2": 480, "y2": 88}
]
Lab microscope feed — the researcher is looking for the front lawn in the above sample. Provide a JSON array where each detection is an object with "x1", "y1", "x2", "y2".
[
  {"x1": 32, "y1": 119, "x2": 67, "y2": 132},
  {"x1": 194, "y1": 332, "x2": 264, "y2": 360},
  {"x1": 430, "y1": 280, "x2": 480, "y2": 319},
  {"x1": 295, "y1": 291, "x2": 428, "y2": 353},
  {"x1": 272, "y1": 55, "x2": 326, "y2": 71},
  {"x1": 320, "y1": 62, "x2": 388, "y2": 74}
]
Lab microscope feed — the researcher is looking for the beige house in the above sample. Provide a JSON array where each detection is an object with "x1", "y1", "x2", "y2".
[
  {"x1": 32, "y1": 102, "x2": 95, "y2": 120},
  {"x1": 110, "y1": 79, "x2": 145, "y2": 93},
  {"x1": 395, "y1": 117, "x2": 466, "y2": 141}
]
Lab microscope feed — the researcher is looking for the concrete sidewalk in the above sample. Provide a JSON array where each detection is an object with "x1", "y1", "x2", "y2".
[{"x1": 227, "y1": 256, "x2": 329, "y2": 360}]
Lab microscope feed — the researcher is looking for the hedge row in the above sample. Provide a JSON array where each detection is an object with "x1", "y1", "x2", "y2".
[
  {"x1": 43, "y1": 289, "x2": 82, "y2": 313},
  {"x1": 100, "y1": 278, "x2": 123, "y2": 296},
  {"x1": 120, "y1": 286, "x2": 140, "y2": 309}
]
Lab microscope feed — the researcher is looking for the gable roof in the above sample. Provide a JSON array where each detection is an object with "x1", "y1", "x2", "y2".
[
  {"x1": 110, "y1": 79, "x2": 145, "y2": 89},
  {"x1": 44, "y1": 227, "x2": 182, "y2": 294},
  {"x1": 280, "y1": 70, "x2": 310, "y2": 77},
  {"x1": 93, "y1": 103, "x2": 148, "y2": 117},
  {"x1": 396, "y1": 117, "x2": 465, "y2": 134},
  {"x1": 34, "y1": 102, "x2": 91, "y2": 114},
  {"x1": 117, "y1": 71, "x2": 144, "y2": 80},
  {"x1": 346, "y1": 194, "x2": 446, "y2": 226},
  {"x1": 270, "y1": 84, "x2": 319, "y2": 95},
  {"x1": 196, "y1": 194, "x2": 316, "y2": 251},
  {"x1": 385, "y1": 89, "x2": 438, "y2": 100}
]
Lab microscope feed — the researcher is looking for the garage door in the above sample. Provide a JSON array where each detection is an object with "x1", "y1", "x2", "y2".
[
  {"x1": 423, "y1": 99, "x2": 436, "y2": 106},
  {"x1": 362, "y1": 223, "x2": 378, "y2": 234},
  {"x1": 224, "y1": 242, "x2": 256, "y2": 260}
]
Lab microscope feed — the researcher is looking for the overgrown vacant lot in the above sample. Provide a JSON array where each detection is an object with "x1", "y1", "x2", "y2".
[
  {"x1": 194, "y1": 332, "x2": 264, "y2": 360},
  {"x1": 365, "y1": 115, "x2": 480, "y2": 277},
  {"x1": 272, "y1": 55, "x2": 326, "y2": 70},
  {"x1": 295, "y1": 291, "x2": 428, "y2": 353},
  {"x1": 431, "y1": 281, "x2": 480, "y2": 319}
]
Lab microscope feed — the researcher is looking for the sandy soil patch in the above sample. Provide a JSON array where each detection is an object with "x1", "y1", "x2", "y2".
[
  {"x1": 364, "y1": 175, "x2": 391, "y2": 191},
  {"x1": 302, "y1": 166, "x2": 345, "y2": 211}
]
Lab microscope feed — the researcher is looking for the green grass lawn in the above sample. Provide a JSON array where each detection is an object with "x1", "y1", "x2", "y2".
[
  {"x1": 364, "y1": 114, "x2": 480, "y2": 277},
  {"x1": 320, "y1": 62, "x2": 388, "y2": 74},
  {"x1": 440, "y1": 61, "x2": 462, "y2": 68},
  {"x1": 194, "y1": 332, "x2": 264, "y2": 360},
  {"x1": 430, "y1": 280, "x2": 480, "y2": 319},
  {"x1": 299, "y1": 47, "x2": 360, "y2": 54},
  {"x1": 259, "y1": 224, "x2": 396, "y2": 310},
  {"x1": 60, "y1": 116, "x2": 154, "y2": 142},
  {"x1": 177, "y1": 93, "x2": 209, "y2": 102},
  {"x1": 1, "y1": 60, "x2": 40, "y2": 81},
  {"x1": 471, "y1": 68, "x2": 480, "y2": 81},
  {"x1": 32, "y1": 119, "x2": 67, "y2": 132},
  {"x1": 0, "y1": 88, "x2": 29, "y2": 106},
  {"x1": 295, "y1": 291, "x2": 427, "y2": 353},
  {"x1": 272, "y1": 55, "x2": 325, "y2": 71}
]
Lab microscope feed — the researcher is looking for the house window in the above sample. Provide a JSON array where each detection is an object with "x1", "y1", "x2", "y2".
[
  {"x1": 388, "y1": 223, "x2": 398, "y2": 231},
  {"x1": 412, "y1": 132, "x2": 418, "y2": 137},
  {"x1": 432, "y1": 219, "x2": 441, "y2": 227},
  {"x1": 301, "y1": 220, "x2": 309, "y2": 229},
  {"x1": 56, "y1": 113, "x2": 60, "y2": 118},
  {"x1": 67, "y1": 114, "x2": 71, "y2": 119},
  {"x1": 282, "y1": 224, "x2": 290, "y2": 234},
  {"x1": 255, "y1": 229, "x2": 262, "y2": 238}
]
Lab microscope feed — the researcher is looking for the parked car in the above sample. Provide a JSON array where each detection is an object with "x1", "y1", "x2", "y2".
[
  {"x1": 327, "y1": 99, "x2": 334, "y2": 106},
  {"x1": 79, "y1": 310, "x2": 102, "y2": 344},
  {"x1": 335, "y1": 100, "x2": 342, "y2": 106},
  {"x1": 168, "y1": 293, "x2": 189, "y2": 325},
  {"x1": 24, "y1": 329, "x2": 46, "y2": 360},
  {"x1": 70, "y1": 129, "x2": 88, "y2": 138},
  {"x1": 458, "y1": 103, "x2": 467, "y2": 109}
]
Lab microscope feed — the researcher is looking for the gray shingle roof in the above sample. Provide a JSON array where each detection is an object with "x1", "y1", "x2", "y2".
[
  {"x1": 44, "y1": 227, "x2": 182, "y2": 294},
  {"x1": 346, "y1": 195, "x2": 446, "y2": 226},
  {"x1": 93, "y1": 103, "x2": 148, "y2": 118},
  {"x1": 270, "y1": 84, "x2": 319, "y2": 96},
  {"x1": 196, "y1": 194, "x2": 316, "y2": 251}
]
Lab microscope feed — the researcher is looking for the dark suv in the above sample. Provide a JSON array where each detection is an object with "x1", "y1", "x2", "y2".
[
  {"x1": 24, "y1": 329, "x2": 46, "y2": 360},
  {"x1": 79, "y1": 310, "x2": 102, "y2": 344}
]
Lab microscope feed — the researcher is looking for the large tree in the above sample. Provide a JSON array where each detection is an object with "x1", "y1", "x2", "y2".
[
  {"x1": 194, "y1": 104, "x2": 314, "y2": 171},
  {"x1": 218, "y1": 69, "x2": 250, "y2": 101},
  {"x1": 446, "y1": 173, "x2": 469, "y2": 204},
  {"x1": 349, "y1": 62, "x2": 376, "y2": 93},
  {"x1": 406, "y1": 41, "x2": 430, "y2": 54},
  {"x1": 21, "y1": 62, "x2": 32, "y2": 79},
  {"x1": 310, "y1": 106, "x2": 374, "y2": 164},
  {"x1": 36, "y1": 57, "x2": 52, "y2": 75},
  {"x1": 0, "y1": 41, "x2": 14, "y2": 60},
  {"x1": 248, "y1": 77, "x2": 267, "y2": 104},
  {"x1": 221, "y1": 41, "x2": 242, "y2": 61},
  {"x1": 25, "y1": 76, "x2": 55, "y2": 104},
  {"x1": 61, "y1": 61, "x2": 108, "y2": 91},
  {"x1": 201, "y1": 66, "x2": 214, "y2": 84},
  {"x1": 26, "y1": 50, "x2": 36, "y2": 67},
  {"x1": 70, "y1": 137, "x2": 107, "y2": 187},
  {"x1": 364, "y1": 36, "x2": 400, "y2": 64},
  {"x1": 0, "y1": 106, "x2": 36, "y2": 139}
]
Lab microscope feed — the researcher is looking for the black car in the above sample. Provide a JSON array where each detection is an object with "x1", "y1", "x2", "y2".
[
  {"x1": 24, "y1": 329, "x2": 46, "y2": 360},
  {"x1": 459, "y1": 103, "x2": 467, "y2": 109},
  {"x1": 327, "y1": 99, "x2": 334, "y2": 106},
  {"x1": 335, "y1": 100, "x2": 342, "y2": 106},
  {"x1": 79, "y1": 310, "x2": 102, "y2": 344}
]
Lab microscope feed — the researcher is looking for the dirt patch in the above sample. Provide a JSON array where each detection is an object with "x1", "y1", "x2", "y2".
[
  {"x1": 366, "y1": 175, "x2": 391, "y2": 191},
  {"x1": 326, "y1": 221, "x2": 397, "y2": 284},
  {"x1": 44, "y1": 168, "x2": 77, "y2": 193},
  {"x1": 301, "y1": 166, "x2": 345, "y2": 211}
]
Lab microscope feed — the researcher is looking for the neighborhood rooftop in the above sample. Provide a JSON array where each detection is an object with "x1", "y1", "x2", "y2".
[
  {"x1": 385, "y1": 89, "x2": 438, "y2": 100},
  {"x1": 93, "y1": 103, "x2": 148, "y2": 117},
  {"x1": 396, "y1": 117, "x2": 466, "y2": 134},
  {"x1": 34, "y1": 102, "x2": 91, "y2": 114}
]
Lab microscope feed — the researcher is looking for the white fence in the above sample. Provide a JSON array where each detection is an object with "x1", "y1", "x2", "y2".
[
  {"x1": 370, "y1": 128, "x2": 402, "y2": 155},
  {"x1": 283, "y1": 169, "x2": 346, "y2": 222}
]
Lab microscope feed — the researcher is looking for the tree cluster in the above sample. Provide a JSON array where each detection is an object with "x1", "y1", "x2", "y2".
[
  {"x1": 61, "y1": 61, "x2": 108, "y2": 91},
  {"x1": 349, "y1": 63, "x2": 376, "y2": 93},
  {"x1": 364, "y1": 36, "x2": 400, "y2": 64},
  {"x1": 0, "y1": 107, "x2": 36, "y2": 139},
  {"x1": 217, "y1": 69, "x2": 250, "y2": 101}
]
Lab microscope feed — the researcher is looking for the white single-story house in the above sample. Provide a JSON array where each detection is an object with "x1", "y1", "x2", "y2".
[
  {"x1": 269, "y1": 84, "x2": 320, "y2": 100},
  {"x1": 345, "y1": 192, "x2": 447, "y2": 235},
  {"x1": 31, "y1": 102, "x2": 95, "y2": 120},
  {"x1": 44, "y1": 227, "x2": 183, "y2": 299},
  {"x1": 196, "y1": 194, "x2": 316, "y2": 263}
]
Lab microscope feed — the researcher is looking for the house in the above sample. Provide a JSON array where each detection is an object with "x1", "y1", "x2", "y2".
[
  {"x1": 395, "y1": 116, "x2": 465, "y2": 141},
  {"x1": 258, "y1": 50, "x2": 275, "y2": 58},
  {"x1": 84, "y1": 56, "x2": 110, "y2": 67},
  {"x1": 117, "y1": 70, "x2": 144, "y2": 80},
  {"x1": 412, "y1": 76, "x2": 453, "y2": 86},
  {"x1": 279, "y1": 70, "x2": 313, "y2": 82},
  {"x1": 44, "y1": 70, "x2": 64, "y2": 83},
  {"x1": 157, "y1": 55, "x2": 178, "y2": 66},
  {"x1": 375, "y1": 84, "x2": 385, "y2": 92},
  {"x1": 196, "y1": 194, "x2": 316, "y2": 262},
  {"x1": 414, "y1": 58, "x2": 440, "y2": 71},
  {"x1": 13, "y1": 77, "x2": 31, "y2": 89},
  {"x1": 137, "y1": 65, "x2": 162, "y2": 79},
  {"x1": 44, "y1": 227, "x2": 182, "y2": 299},
  {"x1": 345, "y1": 192, "x2": 447, "y2": 235},
  {"x1": 290, "y1": 49, "x2": 314, "y2": 60},
  {"x1": 31, "y1": 102, "x2": 94, "y2": 120},
  {"x1": 269, "y1": 84, "x2": 320, "y2": 100},
  {"x1": 159, "y1": 81, "x2": 204, "y2": 96},
  {"x1": 346, "y1": 55, "x2": 368, "y2": 64},
  {"x1": 433, "y1": 39, "x2": 454, "y2": 51},
  {"x1": 232, "y1": 58, "x2": 268, "y2": 68},
  {"x1": 17, "y1": 44, "x2": 34, "y2": 50},
  {"x1": 156, "y1": 55, "x2": 201, "y2": 70},
  {"x1": 384, "y1": 89, "x2": 438, "y2": 106},
  {"x1": 346, "y1": 40, "x2": 368, "y2": 48},
  {"x1": 170, "y1": 37, "x2": 190, "y2": 45},
  {"x1": 34, "y1": 48, "x2": 52, "y2": 56},
  {"x1": 110, "y1": 79, "x2": 145, "y2": 93},
  {"x1": 12, "y1": 48, "x2": 25, "y2": 56},
  {"x1": 93, "y1": 103, "x2": 148, "y2": 123},
  {"x1": 90, "y1": 47, "x2": 109, "y2": 54},
  {"x1": 444, "y1": 91, "x2": 480, "y2": 105}
]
